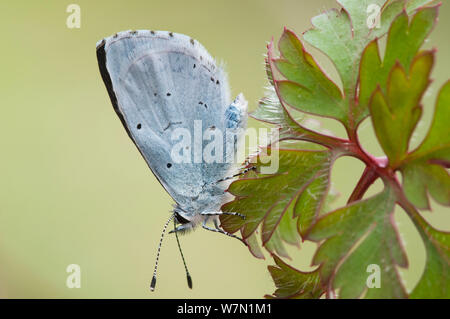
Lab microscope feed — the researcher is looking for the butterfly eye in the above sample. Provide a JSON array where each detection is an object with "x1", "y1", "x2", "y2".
[
  {"x1": 167, "y1": 163, "x2": 172, "y2": 168},
  {"x1": 137, "y1": 123, "x2": 142, "y2": 129}
]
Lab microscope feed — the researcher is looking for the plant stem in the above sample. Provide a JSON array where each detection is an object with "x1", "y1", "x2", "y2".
[
  {"x1": 293, "y1": 126, "x2": 395, "y2": 201},
  {"x1": 347, "y1": 166, "x2": 378, "y2": 203}
]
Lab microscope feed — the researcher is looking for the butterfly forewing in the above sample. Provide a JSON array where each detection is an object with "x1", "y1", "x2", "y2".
[{"x1": 97, "y1": 30, "x2": 235, "y2": 206}]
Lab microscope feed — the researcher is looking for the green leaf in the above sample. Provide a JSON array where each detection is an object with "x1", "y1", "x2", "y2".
[
  {"x1": 263, "y1": 199, "x2": 302, "y2": 258},
  {"x1": 369, "y1": 51, "x2": 433, "y2": 167},
  {"x1": 265, "y1": 255, "x2": 324, "y2": 299},
  {"x1": 294, "y1": 167, "x2": 332, "y2": 237},
  {"x1": 253, "y1": 41, "x2": 347, "y2": 149},
  {"x1": 272, "y1": 29, "x2": 346, "y2": 124},
  {"x1": 400, "y1": 81, "x2": 450, "y2": 209},
  {"x1": 264, "y1": 228, "x2": 290, "y2": 258},
  {"x1": 252, "y1": 84, "x2": 313, "y2": 143},
  {"x1": 228, "y1": 0, "x2": 446, "y2": 299},
  {"x1": 358, "y1": 6, "x2": 438, "y2": 123},
  {"x1": 243, "y1": 231, "x2": 266, "y2": 260},
  {"x1": 409, "y1": 213, "x2": 450, "y2": 298},
  {"x1": 308, "y1": 189, "x2": 408, "y2": 298},
  {"x1": 220, "y1": 149, "x2": 333, "y2": 255},
  {"x1": 302, "y1": 0, "x2": 434, "y2": 126}
]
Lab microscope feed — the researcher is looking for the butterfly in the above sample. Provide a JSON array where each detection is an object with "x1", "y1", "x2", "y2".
[{"x1": 96, "y1": 30, "x2": 251, "y2": 290}]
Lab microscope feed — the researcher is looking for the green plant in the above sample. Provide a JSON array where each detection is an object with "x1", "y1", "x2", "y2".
[{"x1": 220, "y1": 0, "x2": 449, "y2": 299}]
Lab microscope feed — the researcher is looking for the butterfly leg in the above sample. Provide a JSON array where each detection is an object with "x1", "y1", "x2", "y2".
[
  {"x1": 202, "y1": 219, "x2": 247, "y2": 246},
  {"x1": 215, "y1": 166, "x2": 257, "y2": 184},
  {"x1": 200, "y1": 211, "x2": 246, "y2": 219}
]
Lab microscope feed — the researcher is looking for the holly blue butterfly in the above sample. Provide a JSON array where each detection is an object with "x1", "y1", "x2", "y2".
[{"x1": 96, "y1": 30, "x2": 250, "y2": 290}]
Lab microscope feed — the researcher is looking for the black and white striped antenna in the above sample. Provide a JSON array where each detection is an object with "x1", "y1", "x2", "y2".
[
  {"x1": 150, "y1": 213, "x2": 193, "y2": 291},
  {"x1": 150, "y1": 213, "x2": 174, "y2": 291},
  {"x1": 174, "y1": 218, "x2": 193, "y2": 289}
]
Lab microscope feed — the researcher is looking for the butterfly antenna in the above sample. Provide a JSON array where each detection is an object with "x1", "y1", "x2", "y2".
[
  {"x1": 150, "y1": 213, "x2": 175, "y2": 291},
  {"x1": 174, "y1": 219, "x2": 193, "y2": 289}
]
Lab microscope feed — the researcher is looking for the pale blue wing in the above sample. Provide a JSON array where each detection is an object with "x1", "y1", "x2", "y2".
[{"x1": 97, "y1": 30, "x2": 245, "y2": 208}]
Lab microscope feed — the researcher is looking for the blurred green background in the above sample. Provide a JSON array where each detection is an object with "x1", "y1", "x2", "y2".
[{"x1": 0, "y1": 0, "x2": 448, "y2": 298}]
